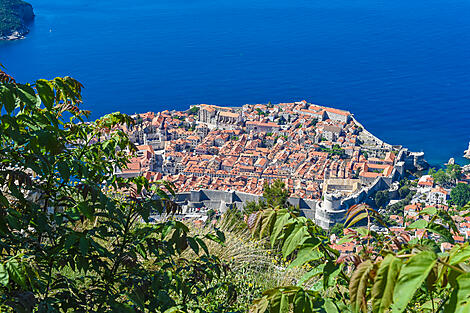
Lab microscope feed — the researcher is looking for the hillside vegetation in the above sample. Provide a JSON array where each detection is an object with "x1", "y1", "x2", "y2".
[
  {"x1": 0, "y1": 66, "x2": 469, "y2": 312},
  {"x1": 0, "y1": 0, "x2": 34, "y2": 38}
]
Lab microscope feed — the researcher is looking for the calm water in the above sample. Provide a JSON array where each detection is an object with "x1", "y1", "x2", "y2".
[{"x1": 1, "y1": 0, "x2": 470, "y2": 165}]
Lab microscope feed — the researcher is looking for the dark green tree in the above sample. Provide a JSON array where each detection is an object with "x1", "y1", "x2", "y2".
[
  {"x1": 450, "y1": 183, "x2": 470, "y2": 207},
  {"x1": 398, "y1": 185, "x2": 410, "y2": 198},
  {"x1": 263, "y1": 179, "x2": 289, "y2": 209},
  {"x1": 189, "y1": 106, "x2": 199, "y2": 115},
  {"x1": 374, "y1": 190, "x2": 389, "y2": 208},
  {"x1": 446, "y1": 163, "x2": 462, "y2": 182},
  {"x1": 329, "y1": 222, "x2": 344, "y2": 236}
]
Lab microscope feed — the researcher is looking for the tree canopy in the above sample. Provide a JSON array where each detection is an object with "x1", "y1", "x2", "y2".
[
  {"x1": 0, "y1": 69, "x2": 231, "y2": 312},
  {"x1": 450, "y1": 183, "x2": 470, "y2": 207}
]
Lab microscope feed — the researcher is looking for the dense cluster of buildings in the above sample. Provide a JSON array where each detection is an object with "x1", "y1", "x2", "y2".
[
  {"x1": 117, "y1": 100, "x2": 425, "y2": 228},
  {"x1": 332, "y1": 168, "x2": 470, "y2": 252}
]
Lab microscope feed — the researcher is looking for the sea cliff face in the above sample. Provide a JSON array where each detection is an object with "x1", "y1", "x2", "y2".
[{"x1": 0, "y1": 0, "x2": 34, "y2": 40}]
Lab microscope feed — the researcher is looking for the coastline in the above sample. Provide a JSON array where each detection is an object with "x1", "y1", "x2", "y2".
[
  {"x1": 124, "y1": 100, "x2": 431, "y2": 228},
  {"x1": 0, "y1": 30, "x2": 28, "y2": 41}
]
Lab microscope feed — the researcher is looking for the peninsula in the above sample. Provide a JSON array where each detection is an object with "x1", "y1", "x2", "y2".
[
  {"x1": 0, "y1": 0, "x2": 34, "y2": 40},
  {"x1": 118, "y1": 100, "x2": 428, "y2": 229}
]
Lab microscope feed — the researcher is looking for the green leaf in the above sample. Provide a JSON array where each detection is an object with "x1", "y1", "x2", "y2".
[
  {"x1": 215, "y1": 228, "x2": 225, "y2": 243},
  {"x1": 36, "y1": 79, "x2": 54, "y2": 109},
  {"x1": 356, "y1": 227, "x2": 370, "y2": 237},
  {"x1": 280, "y1": 292, "x2": 290, "y2": 313},
  {"x1": 445, "y1": 272, "x2": 470, "y2": 313},
  {"x1": 324, "y1": 299, "x2": 339, "y2": 313},
  {"x1": 57, "y1": 160, "x2": 70, "y2": 182},
  {"x1": 205, "y1": 233, "x2": 224, "y2": 245},
  {"x1": 337, "y1": 234, "x2": 355, "y2": 245},
  {"x1": 288, "y1": 245, "x2": 321, "y2": 269},
  {"x1": 16, "y1": 84, "x2": 39, "y2": 106},
  {"x1": 6, "y1": 259, "x2": 27, "y2": 288},
  {"x1": 371, "y1": 254, "x2": 402, "y2": 313},
  {"x1": 392, "y1": 251, "x2": 437, "y2": 313},
  {"x1": 90, "y1": 239, "x2": 109, "y2": 257},
  {"x1": 187, "y1": 237, "x2": 199, "y2": 255},
  {"x1": 270, "y1": 210, "x2": 292, "y2": 247},
  {"x1": 406, "y1": 219, "x2": 428, "y2": 230},
  {"x1": 79, "y1": 236, "x2": 89, "y2": 256},
  {"x1": 420, "y1": 206, "x2": 437, "y2": 215},
  {"x1": 427, "y1": 222, "x2": 454, "y2": 244},
  {"x1": 293, "y1": 290, "x2": 305, "y2": 313},
  {"x1": 0, "y1": 85, "x2": 16, "y2": 113},
  {"x1": 324, "y1": 261, "x2": 342, "y2": 290},
  {"x1": 449, "y1": 244, "x2": 470, "y2": 265},
  {"x1": 349, "y1": 260, "x2": 373, "y2": 313},
  {"x1": 298, "y1": 264, "x2": 325, "y2": 286},
  {"x1": 0, "y1": 263, "x2": 9, "y2": 286},
  {"x1": 454, "y1": 272, "x2": 470, "y2": 313},
  {"x1": 78, "y1": 202, "x2": 94, "y2": 220},
  {"x1": 196, "y1": 237, "x2": 209, "y2": 255},
  {"x1": 438, "y1": 209, "x2": 459, "y2": 234},
  {"x1": 282, "y1": 224, "x2": 308, "y2": 258},
  {"x1": 64, "y1": 233, "x2": 78, "y2": 250}
]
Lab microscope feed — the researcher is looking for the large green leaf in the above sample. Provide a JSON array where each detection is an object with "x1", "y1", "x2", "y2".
[
  {"x1": 406, "y1": 219, "x2": 428, "y2": 230},
  {"x1": 420, "y1": 206, "x2": 437, "y2": 215},
  {"x1": 427, "y1": 222, "x2": 454, "y2": 244},
  {"x1": 6, "y1": 259, "x2": 27, "y2": 288},
  {"x1": 282, "y1": 224, "x2": 309, "y2": 258},
  {"x1": 323, "y1": 299, "x2": 339, "y2": 313},
  {"x1": 0, "y1": 85, "x2": 16, "y2": 113},
  {"x1": 16, "y1": 84, "x2": 39, "y2": 106},
  {"x1": 449, "y1": 244, "x2": 470, "y2": 265},
  {"x1": 349, "y1": 260, "x2": 373, "y2": 313},
  {"x1": 445, "y1": 272, "x2": 470, "y2": 313},
  {"x1": 453, "y1": 272, "x2": 470, "y2": 313},
  {"x1": 36, "y1": 79, "x2": 54, "y2": 109},
  {"x1": 270, "y1": 210, "x2": 292, "y2": 247},
  {"x1": 288, "y1": 244, "x2": 321, "y2": 269},
  {"x1": 392, "y1": 251, "x2": 437, "y2": 313},
  {"x1": 79, "y1": 236, "x2": 89, "y2": 256},
  {"x1": 371, "y1": 254, "x2": 402, "y2": 313}
]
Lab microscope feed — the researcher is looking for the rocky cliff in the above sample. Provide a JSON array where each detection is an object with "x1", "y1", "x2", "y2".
[{"x1": 0, "y1": 0, "x2": 35, "y2": 40}]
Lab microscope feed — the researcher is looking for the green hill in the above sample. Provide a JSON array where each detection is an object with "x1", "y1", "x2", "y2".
[{"x1": 0, "y1": 0, "x2": 34, "y2": 39}]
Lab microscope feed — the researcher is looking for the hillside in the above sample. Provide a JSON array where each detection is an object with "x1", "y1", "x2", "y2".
[{"x1": 0, "y1": 0, "x2": 34, "y2": 40}]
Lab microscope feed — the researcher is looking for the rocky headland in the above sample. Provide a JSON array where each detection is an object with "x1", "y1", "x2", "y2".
[{"x1": 0, "y1": 0, "x2": 34, "y2": 40}]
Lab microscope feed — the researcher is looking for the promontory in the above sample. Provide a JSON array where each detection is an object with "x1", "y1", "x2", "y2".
[{"x1": 0, "y1": 0, "x2": 34, "y2": 40}]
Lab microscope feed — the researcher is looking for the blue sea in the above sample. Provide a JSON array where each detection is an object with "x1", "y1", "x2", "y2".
[{"x1": 1, "y1": 0, "x2": 470, "y2": 166}]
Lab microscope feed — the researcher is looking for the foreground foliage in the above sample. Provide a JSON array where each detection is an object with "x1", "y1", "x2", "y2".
[
  {"x1": 248, "y1": 204, "x2": 470, "y2": 313},
  {"x1": 0, "y1": 70, "x2": 233, "y2": 312}
]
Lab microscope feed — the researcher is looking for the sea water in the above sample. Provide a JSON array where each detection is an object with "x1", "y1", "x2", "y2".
[{"x1": 1, "y1": 0, "x2": 470, "y2": 165}]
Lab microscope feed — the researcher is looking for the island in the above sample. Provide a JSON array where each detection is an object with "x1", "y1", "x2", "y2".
[{"x1": 0, "y1": 0, "x2": 34, "y2": 40}]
